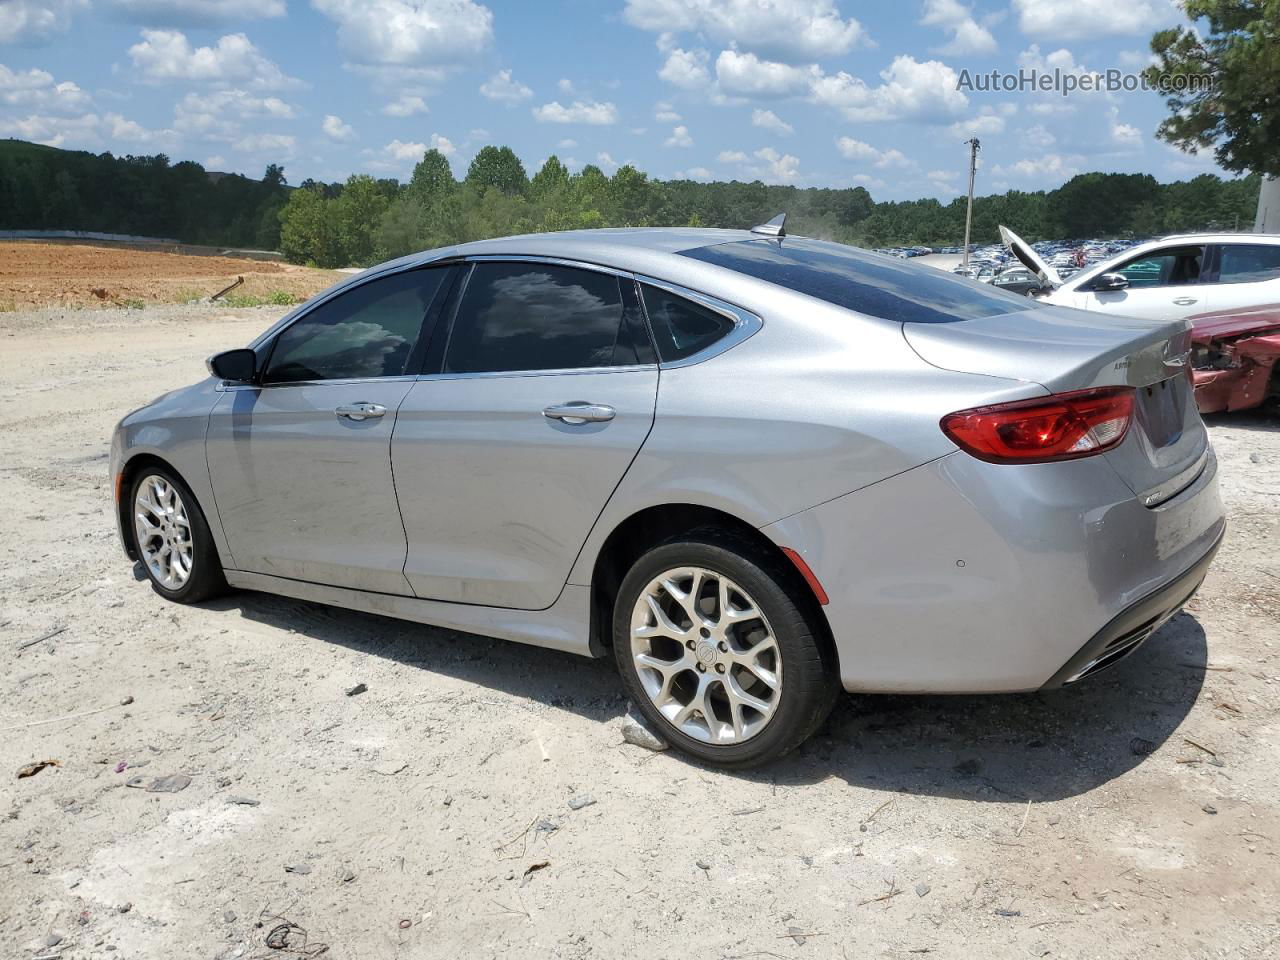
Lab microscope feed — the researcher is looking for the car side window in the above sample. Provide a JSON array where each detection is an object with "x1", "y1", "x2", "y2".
[
  {"x1": 639, "y1": 283, "x2": 735, "y2": 362},
  {"x1": 264, "y1": 268, "x2": 449, "y2": 384},
  {"x1": 444, "y1": 262, "x2": 647, "y2": 373},
  {"x1": 1216, "y1": 244, "x2": 1280, "y2": 284},
  {"x1": 1112, "y1": 246, "x2": 1205, "y2": 288}
]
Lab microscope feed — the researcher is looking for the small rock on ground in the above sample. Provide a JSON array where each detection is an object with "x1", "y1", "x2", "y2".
[{"x1": 621, "y1": 710, "x2": 668, "y2": 752}]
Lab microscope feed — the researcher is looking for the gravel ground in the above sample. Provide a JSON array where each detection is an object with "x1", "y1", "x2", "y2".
[{"x1": 2, "y1": 303, "x2": 1278, "y2": 959}]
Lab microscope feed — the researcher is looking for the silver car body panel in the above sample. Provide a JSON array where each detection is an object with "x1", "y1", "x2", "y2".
[
  {"x1": 206, "y1": 378, "x2": 418, "y2": 595},
  {"x1": 110, "y1": 228, "x2": 1227, "y2": 693}
]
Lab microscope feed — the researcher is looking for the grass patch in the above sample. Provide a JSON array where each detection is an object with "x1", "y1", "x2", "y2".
[
  {"x1": 219, "y1": 290, "x2": 301, "y2": 308},
  {"x1": 120, "y1": 298, "x2": 145, "y2": 310}
]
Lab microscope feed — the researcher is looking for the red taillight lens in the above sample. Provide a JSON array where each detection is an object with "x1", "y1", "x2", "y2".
[{"x1": 941, "y1": 386, "x2": 1135, "y2": 464}]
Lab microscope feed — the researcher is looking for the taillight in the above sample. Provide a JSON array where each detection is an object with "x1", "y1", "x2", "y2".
[{"x1": 941, "y1": 386, "x2": 1134, "y2": 464}]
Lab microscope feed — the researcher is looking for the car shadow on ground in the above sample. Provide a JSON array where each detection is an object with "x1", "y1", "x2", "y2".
[
  {"x1": 1201, "y1": 410, "x2": 1279, "y2": 432},
  {"x1": 217, "y1": 586, "x2": 1207, "y2": 803}
]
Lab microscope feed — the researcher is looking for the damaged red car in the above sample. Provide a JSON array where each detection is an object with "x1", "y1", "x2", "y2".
[{"x1": 1190, "y1": 304, "x2": 1280, "y2": 415}]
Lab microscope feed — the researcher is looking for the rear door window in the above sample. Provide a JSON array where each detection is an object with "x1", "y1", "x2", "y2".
[
  {"x1": 1215, "y1": 244, "x2": 1280, "y2": 284},
  {"x1": 680, "y1": 237, "x2": 1032, "y2": 324},
  {"x1": 444, "y1": 262, "x2": 651, "y2": 373}
]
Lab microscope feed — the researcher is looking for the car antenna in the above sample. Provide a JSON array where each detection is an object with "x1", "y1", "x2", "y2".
[{"x1": 751, "y1": 212, "x2": 786, "y2": 238}]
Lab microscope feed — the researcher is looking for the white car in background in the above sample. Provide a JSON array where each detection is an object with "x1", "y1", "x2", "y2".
[{"x1": 1000, "y1": 227, "x2": 1280, "y2": 320}]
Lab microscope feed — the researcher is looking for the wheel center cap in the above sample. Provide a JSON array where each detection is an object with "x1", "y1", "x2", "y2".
[{"x1": 694, "y1": 640, "x2": 718, "y2": 667}]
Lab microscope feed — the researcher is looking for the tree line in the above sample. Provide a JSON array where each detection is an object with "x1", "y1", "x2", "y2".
[{"x1": 0, "y1": 137, "x2": 1261, "y2": 268}]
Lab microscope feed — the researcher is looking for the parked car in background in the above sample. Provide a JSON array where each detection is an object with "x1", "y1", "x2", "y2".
[
  {"x1": 990, "y1": 266, "x2": 1044, "y2": 296},
  {"x1": 1189, "y1": 303, "x2": 1280, "y2": 414},
  {"x1": 1002, "y1": 226, "x2": 1280, "y2": 321},
  {"x1": 111, "y1": 223, "x2": 1224, "y2": 767}
]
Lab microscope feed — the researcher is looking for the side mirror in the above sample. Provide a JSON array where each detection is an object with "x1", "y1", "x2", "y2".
[
  {"x1": 207, "y1": 348, "x2": 258, "y2": 382},
  {"x1": 1092, "y1": 272, "x2": 1129, "y2": 292}
]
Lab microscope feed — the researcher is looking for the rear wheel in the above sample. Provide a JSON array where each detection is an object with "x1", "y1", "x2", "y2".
[
  {"x1": 130, "y1": 467, "x2": 226, "y2": 604},
  {"x1": 613, "y1": 530, "x2": 839, "y2": 767}
]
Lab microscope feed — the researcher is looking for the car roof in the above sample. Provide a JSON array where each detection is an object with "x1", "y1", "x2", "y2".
[
  {"x1": 1154, "y1": 232, "x2": 1280, "y2": 245},
  {"x1": 422, "y1": 227, "x2": 758, "y2": 272}
]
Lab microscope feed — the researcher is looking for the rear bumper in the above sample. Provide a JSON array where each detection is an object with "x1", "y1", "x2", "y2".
[
  {"x1": 762, "y1": 445, "x2": 1225, "y2": 693},
  {"x1": 1040, "y1": 528, "x2": 1222, "y2": 688}
]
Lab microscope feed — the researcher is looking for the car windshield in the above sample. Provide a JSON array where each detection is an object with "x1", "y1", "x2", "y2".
[{"x1": 680, "y1": 237, "x2": 1036, "y2": 324}]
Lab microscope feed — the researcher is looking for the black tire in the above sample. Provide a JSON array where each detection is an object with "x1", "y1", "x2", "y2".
[
  {"x1": 128, "y1": 465, "x2": 227, "y2": 604},
  {"x1": 612, "y1": 527, "x2": 840, "y2": 768}
]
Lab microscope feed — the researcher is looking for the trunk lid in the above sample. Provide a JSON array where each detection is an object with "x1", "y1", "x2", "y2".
[
  {"x1": 904, "y1": 303, "x2": 1208, "y2": 507},
  {"x1": 999, "y1": 225, "x2": 1062, "y2": 288}
]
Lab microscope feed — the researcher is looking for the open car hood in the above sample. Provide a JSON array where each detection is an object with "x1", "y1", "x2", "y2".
[{"x1": 998, "y1": 224, "x2": 1062, "y2": 288}]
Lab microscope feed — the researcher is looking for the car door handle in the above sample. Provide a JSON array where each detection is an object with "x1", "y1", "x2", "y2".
[
  {"x1": 335, "y1": 402, "x2": 387, "y2": 421},
  {"x1": 542, "y1": 401, "x2": 616, "y2": 424},
  {"x1": 1172, "y1": 297, "x2": 1198, "y2": 306}
]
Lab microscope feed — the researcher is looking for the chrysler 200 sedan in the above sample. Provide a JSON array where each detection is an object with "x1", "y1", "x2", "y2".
[{"x1": 111, "y1": 221, "x2": 1225, "y2": 767}]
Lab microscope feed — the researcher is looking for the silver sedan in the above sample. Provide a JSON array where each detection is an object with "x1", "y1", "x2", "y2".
[{"x1": 110, "y1": 223, "x2": 1225, "y2": 767}]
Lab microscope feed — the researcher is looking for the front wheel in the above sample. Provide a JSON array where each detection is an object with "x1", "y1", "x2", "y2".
[
  {"x1": 613, "y1": 530, "x2": 839, "y2": 767},
  {"x1": 129, "y1": 467, "x2": 227, "y2": 604}
]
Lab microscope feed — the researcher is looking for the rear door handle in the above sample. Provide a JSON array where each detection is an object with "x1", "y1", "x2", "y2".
[
  {"x1": 542, "y1": 401, "x2": 616, "y2": 424},
  {"x1": 1172, "y1": 297, "x2": 1198, "y2": 306},
  {"x1": 335, "y1": 402, "x2": 387, "y2": 421}
]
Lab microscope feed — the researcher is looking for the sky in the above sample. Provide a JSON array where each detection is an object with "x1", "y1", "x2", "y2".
[{"x1": 0, "y1": 0, "x2": 1236, "y2": 201}]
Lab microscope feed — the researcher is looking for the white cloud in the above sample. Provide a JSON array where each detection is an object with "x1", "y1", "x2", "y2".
[
  {"x1": 480, "y1": 69, "x2": 532, "y2": 104},
  {"x1": 720, "y1": 145, "x2": 801, "y2": 183},
  {"x1": 1012, "y1": 0, "x2": 1160, "y2": 40},
  {"x1": 557, "y1": 138, "x2": 577, "y2": 148},
  {"x1": 1110, "y1": 108, "x2": 1142, "y2": 148},
  {"x1": 173, "y1": 89, "x2": 295, "y2": 139},
  {"x1": 811, "y1": 55, "x2": 968, "y2": 122},
  {"x1": 205, "y1": 154, "x2": 227, "y2": 168},
  {"x1": 557, "y1": 77, "x2": 575, "y2": 94},
  {"x1": 716, "y1": 50, "x2": 817, "y2": 98},
  {"x1": 834, "y1": 136, "x2": 913, "y2": 170},
  {"x1": 0, "y1": 65, "x2": 90, "y2": 111},
  {"x1": 751, "y1": 108, "x2": 793, "y2": 135},
  {"x1": 1117, "y1": 49, "x2": 1156, "y2": 69},
  {"x1": 991, "y1": 152, "x2": 1083, "y2": 181},
  {"x1": 313, "y1": 0, "x2": 493, "y2": 66},
  {"x1": 679, "y1": 166, "x2": 713, "y2": 179},
  {"x1": 1022, "y1": 123, "x2": 1056, "y2": 148},
  {"x1": 595, "y1": 150, "x2": 618, "y2": 172},
  {"x1": 128, "y1": 29, "x2": 298, "y2": 88},
  {"x1": 654, "y1": 103, "x2": 681, "y2": 123},
  {"x1": 624, "y1": 0, "x2": 865, "y2": 61},
  {"x1": 0, "y1": 108, "x2": 176, "y2": 149},
  {"x1": 382, "y1": 94, "x2": 429, "y2": 117},
  {"x1": 946, "y1": 107, "x2": 1005, "y2": 138},
  {"x1": 105, "y1": 1, "x2": 286, "y2": 25},
  {"x1": 0, "y1": 0, "x2": 86, "y2": 45},
  {"x1": 322, "y1": 114, "x2": 356, "y2": 142},
  {"x1": 235, "y1": 132, "x2": 296, "y2": 154},
  {"x1": 384, "y1": 132, "x2": 454, "y2": 159},
  {"x1": 754, "y1": 146, "x2": 799, "y2": 182},
  {"x1": 532, "y1": 100, "x2": 619, "y2": 125},
  {"x1": 659, "y1": 47, "x2": 711, "y2": 89},
  {"x1": 919, "y1": 0, "x2": 996, "y2": 55},
  {"x1": 664, "y1": 124, "x2": 693, "y2": 147}
]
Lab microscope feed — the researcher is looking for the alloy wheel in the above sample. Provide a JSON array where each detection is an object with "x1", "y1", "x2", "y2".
[
  {"x1": 134, "y1": 474, "x2": 194, "y2": 590},
  {"x1": 630, "y1": 566, "x2": 782, "y2": 744}
]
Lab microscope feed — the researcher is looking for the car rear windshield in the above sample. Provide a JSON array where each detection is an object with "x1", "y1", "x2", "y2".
[{"x1": 680, "y1": 237, "x2": 1035, "y2": 324}]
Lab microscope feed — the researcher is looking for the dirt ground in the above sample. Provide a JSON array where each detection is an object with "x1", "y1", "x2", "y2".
[
  {"x1": 0, "y1": 242, "x2": 343, "y2": 310},
  {"x1": 2, "y1": 302, "x2": 1279, "y2": 960}
]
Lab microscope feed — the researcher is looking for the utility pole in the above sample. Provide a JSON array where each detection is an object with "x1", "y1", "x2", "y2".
[{"x1": 962, "y1": 137, "x2": 980, "y2": 270}]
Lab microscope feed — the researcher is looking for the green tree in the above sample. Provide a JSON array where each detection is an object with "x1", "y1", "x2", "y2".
[
  {"x1": 530, "y1": 155, "x2": 570, "y2": 199},
  {"x1": 408, "y1": 149, "x2": 456, "y2": 204},
  {"x1": 465, "y1": 145, "x2": 528, "y2": 196},
  {"x1": 332, "y1": 174, "x2": 390, "y2": 266},
  {"x1": 1143, "y1": 0, "x2": 1280, "y2": 176},
  {"x1": 278, "y1": 185, "x2": 340, "y2": 267}
]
